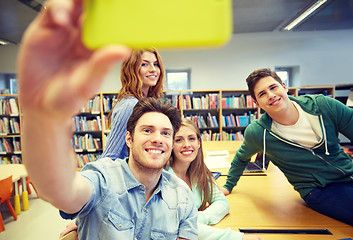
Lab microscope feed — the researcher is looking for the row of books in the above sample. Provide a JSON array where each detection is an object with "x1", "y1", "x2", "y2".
[
  {"x1": 0, "y1": 137, "x2": 21, "y2": 153},
  {"x1": 103, "y1": 95, "x2": 118, "y2": 112},
  {"x1": 201, "y1": 130, "x2": 221, "y2": 141},
  {"x1": 0, "y1": 117, "x2": 20, "y2": 135},
  {"x1": 73, "y1": 115, "x2": 102, "y2": 132},
  {"x1": 163, "y1": 95, "x2": 180, "y2": 109},
  {"x1": 200, "y1": 130, "x2": 244, "y2": 141},
  {"x1": 0, "y1": 98, "x2": 19, "y2": 116},
  {"x1": 102, "y1": 115, "x2": 110, "y2": 131},
  {"x1": 221, "y1": 94, "x2": 256, "y2": 109},
  {"x1": 184, "y1": 114, "x2": 219, "y2": 129},
  {"x1": 76, "y1": 153, "x2": 100, "y2": 168},
  {"x1": 72, "y1": 134, "x2": 102, "y2": 151},
  {"x1": 182, "y1": 94, "x2": 218, "y2": 110},
  {"x1": 222, "y1": 131, "x2": 244, "y2": 141},
  {"x1": 80, "y1": 95, "x2": 101, "y2": 113},
  {"x1": 0, "y1": 155, "x2": 22, "y2": 164},
  {"x1": 222, "y1": 112, "x2": 257, "y2": 127}
]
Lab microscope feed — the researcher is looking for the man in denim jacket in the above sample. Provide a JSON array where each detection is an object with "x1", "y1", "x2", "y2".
[{"x1": 18, "y1": 0, "x2": 198, "y2": 239}]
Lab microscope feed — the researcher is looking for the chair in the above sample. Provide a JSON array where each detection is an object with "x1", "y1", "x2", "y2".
[
  {"x1": 18, "y1": 176, "x2": 38, "y2": 197},
  {"x1": 0, "y1": 175, "x2": 17, "y2": 232}
]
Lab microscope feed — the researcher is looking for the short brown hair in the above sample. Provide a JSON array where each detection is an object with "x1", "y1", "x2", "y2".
[
  {"x1": 246, "y1": 68, "x2": 282, "y2": 101},
  {"x1": 126, "y1": 97, "x2": 181, "y2": 140}
]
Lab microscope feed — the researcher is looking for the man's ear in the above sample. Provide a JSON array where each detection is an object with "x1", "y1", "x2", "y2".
[
  {"x1": 282, "y1": 82, "x2": 288, "y2": 93},
  {"x1": 253, "y1": 99, "x2": 259, "y2": 107},
  {"x1": 126, "y1": 131, "x2": 132, "y2": 148}
]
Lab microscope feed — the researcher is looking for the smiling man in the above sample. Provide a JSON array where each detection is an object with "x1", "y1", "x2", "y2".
[
  {"x1": 221, "y1": 68, "x2": 353, "y2": 226},
  {"x1": 18, "y1": 0, "x2": 197, "y2": 238},
  {"x1": 59, "y1": 98, "x2": 198, "y2": 239}
]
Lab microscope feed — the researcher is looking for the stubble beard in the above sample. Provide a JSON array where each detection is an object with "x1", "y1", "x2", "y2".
[{"x1": 131, "y1": 150, "x2": 167, "y2": 175}]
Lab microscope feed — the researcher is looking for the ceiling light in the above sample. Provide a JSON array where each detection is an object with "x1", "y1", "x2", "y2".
[
  {"x1": 283, "y1": 0, "x2": 328, "y2": 31},
  {"x1": 0, "y1": 40, "x2": 9, "y2": 45}
]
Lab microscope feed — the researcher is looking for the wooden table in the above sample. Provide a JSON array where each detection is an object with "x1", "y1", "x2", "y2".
[
  {"x1": 203, "y1": 141, "x2": 353, "y2": 240},
  {"x1": 0, "y1": 164, "x2": 29, "y2": 214}
]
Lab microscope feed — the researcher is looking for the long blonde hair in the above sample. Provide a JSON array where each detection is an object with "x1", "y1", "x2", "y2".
[{"x1": 166, "y1": 118, "x2": 216, "y2": 211}]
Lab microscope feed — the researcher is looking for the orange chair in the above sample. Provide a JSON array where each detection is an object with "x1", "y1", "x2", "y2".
[
  {"x1": 18, "y1": 176, "x2": 38, "y2": 197},
  {"x1": 0, "y1": 175, "x2": 18, "y2": 232}
]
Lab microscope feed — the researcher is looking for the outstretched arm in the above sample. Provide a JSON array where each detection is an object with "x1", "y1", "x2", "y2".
[{"x1": 18, "y1": 0, "x2": 130, "y2": 213}]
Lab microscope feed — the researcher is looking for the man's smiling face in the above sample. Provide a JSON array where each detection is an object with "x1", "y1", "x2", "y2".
[
  {"x1": 126, "y1": 112, "x2": 174, "y2": 171},
  {"x1": 253, "y1": 76, "x2": 291, "y2": 115}
]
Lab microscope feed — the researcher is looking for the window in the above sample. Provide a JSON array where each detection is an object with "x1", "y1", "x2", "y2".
[
  {"x1": 275, "y1": 67, "x2": 291, "y2": 87},
  {"x1": 0, "y1": 73, "x2": 17, "y2": 94},
  {"x1": 275, "y1": 66, "x2": 300, "y2": 87},
  {"x1": 166, "y1": 69, "x2": 191, "y2": 90}
]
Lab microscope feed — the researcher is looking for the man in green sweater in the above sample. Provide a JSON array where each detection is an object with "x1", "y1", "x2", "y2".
[{"x1": 221, "y1": 68, "x2": 353, "y2": 226}]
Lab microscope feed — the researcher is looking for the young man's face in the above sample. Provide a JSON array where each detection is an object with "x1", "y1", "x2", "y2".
[
  {"x1": 253, "y1": 76, "x2": 290, "y2": 115},
  {"x1": 126, "y1": 112, "x2": 174, "y2": 171}
]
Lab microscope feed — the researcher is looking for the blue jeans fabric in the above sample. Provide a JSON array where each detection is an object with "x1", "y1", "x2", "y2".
[{"x1": 303, "y1": 182, "x2": 353, "y2": 226}]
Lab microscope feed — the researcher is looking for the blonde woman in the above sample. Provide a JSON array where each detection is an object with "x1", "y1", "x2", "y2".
[{"x1": 165, "y1": 118, "x2": 264, "y2": 240}]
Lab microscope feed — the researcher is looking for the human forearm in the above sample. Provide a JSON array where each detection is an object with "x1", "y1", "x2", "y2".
[
  {"x1": 22, "y1": 112, "x2": 91, "y2": 212},
  {"x1": 198, "y1": 185, "x2": 230, "y2": 225},
  {"x1": 223, "y1": 156, "x2": 247, "y2": 193},
  {"x1": 17, "y1": 0, "x2": 129, "y2": 212}
]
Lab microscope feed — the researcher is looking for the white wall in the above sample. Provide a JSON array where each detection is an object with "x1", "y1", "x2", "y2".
[
  {"x1": 159, "y1": 29, "x2": 353, "y2": 90},
  {"x1": 1, "y1": 29, "x2": 352, "y2": 92}
]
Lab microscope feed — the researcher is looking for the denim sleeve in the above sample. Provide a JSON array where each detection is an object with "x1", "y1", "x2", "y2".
[
  {"x1": 178, "y1": 188, "x2": 199, "y2": 240},
  {"x1": 60, "y1": 161, "x2": 109, "y2": 220},
  {"x1": 101, "y1": 98, "x2": 138, "y2": 160}
]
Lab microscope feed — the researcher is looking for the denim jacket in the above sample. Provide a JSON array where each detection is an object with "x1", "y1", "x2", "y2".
[{"x1": 61, "y1": 158, "x2": 198, "y2": 240}]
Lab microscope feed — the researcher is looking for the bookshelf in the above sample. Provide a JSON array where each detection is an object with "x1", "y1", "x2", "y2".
[
  {"x1": 73, "y1": 94, "x2": 103, "y2": 168},
  {"x1": 2, "y1": 85, "x2": 349, "y2": 166},
  {"x1": 101, "y1": 92, "x2": 118, "y2": 147},
  {"x1": 297, "y1": 85, "x2": 334, "y2": 97},
  {"x1": 163, "y1": 89, "x2": 259, "y2": 141},
  {"x1": 0, "y1": 94, "x2": 22, "y2": 164},
  {"x1": 220, "y1": 90, "x2": 258, "y2": 141},
  {"x1": 334, "y1": 84, "x2": 353, "y2": 107},
  {"x1": 334, "y1": 84, "x2": 353, "y2": 145},
  {"x1": 287, "y1": 87, "x2": 298, "y2": 96}
]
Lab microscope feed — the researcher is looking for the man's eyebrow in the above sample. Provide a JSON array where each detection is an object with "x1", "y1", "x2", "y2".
[
  {"x1": 257, "y1": 83, "x2": 278, "y2": 97},
  {"x1": 257, "y1": 90, "x2": 265, "y2": 97},
  {"x1": 139, "y1": 125, "x2": 173, "y2": 131}
]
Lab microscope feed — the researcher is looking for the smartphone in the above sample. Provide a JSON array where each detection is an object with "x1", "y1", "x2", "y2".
[{"x1": 82, "y1": 0, "x2": 233, "y2": 49}]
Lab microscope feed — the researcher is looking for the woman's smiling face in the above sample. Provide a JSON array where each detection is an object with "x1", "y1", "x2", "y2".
[{"x1": 173, "y1": 125, "x2": 200, "y2": 165}]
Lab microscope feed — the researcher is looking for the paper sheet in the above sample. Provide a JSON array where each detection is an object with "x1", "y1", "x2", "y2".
[{"x1": 205, "y1": 156, "x2": 231, "y2": 169}]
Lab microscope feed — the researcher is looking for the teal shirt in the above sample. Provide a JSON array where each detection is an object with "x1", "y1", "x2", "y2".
[{"x1": 166, "y1": 167, "x2": 244, "y2": 240}]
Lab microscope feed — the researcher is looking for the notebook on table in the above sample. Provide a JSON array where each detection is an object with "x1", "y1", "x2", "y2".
[
  {"x1": 211, "y1": 171, "x2": 222, "y2": 179},
  {"x1": 243, "y1": 152, "x2": 270, "y2": 174}
]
